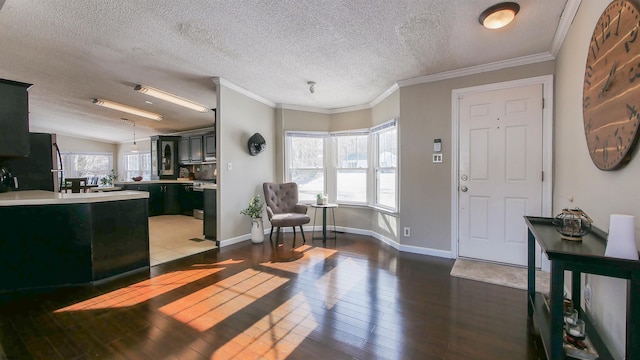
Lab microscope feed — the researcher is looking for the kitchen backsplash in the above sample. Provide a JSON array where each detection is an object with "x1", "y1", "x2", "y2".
[{"x1": 180, "y1": 164, "x2": 216, "y2": 180}]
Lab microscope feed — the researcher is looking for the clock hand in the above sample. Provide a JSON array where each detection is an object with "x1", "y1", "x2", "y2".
[{"x1": 600, "y1": 61, "x2": 618, "y2": 95}]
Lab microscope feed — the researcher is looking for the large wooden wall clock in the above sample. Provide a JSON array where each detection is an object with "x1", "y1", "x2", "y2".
[{"x1": 583, "y1": 0, "x2": 640, "y2": 170}]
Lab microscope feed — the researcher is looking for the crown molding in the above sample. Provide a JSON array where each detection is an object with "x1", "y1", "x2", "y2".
[
  {"x1": 398, "y1": 52, "x2": 555, "y2": 88},
  {"x1": 212, "y1": 77, "x2": 276, "y2": 108},
  {"x1": 369, "y1": 83, "x2": 399, "y2": 108},
  {"x1": 550, "y1": 0, "x2": 582, "y2": 57}
]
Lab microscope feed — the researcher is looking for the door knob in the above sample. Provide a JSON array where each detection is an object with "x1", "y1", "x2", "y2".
[{"x1": 460, "y1": 186, "x2": 468, "y2": 192}]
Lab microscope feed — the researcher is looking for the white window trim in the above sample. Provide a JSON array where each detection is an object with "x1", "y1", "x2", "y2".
[
  {"x1": 372, "y1": 119, "x2": 398, "y2": 212},
  {"x1": 285, "y1": 131, "x2": 328, "y2": 204},
  {"x1": 330, "y1": 129, "x2": 369, "y2": 206}
]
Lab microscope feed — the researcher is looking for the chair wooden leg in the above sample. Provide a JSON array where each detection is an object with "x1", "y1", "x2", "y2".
[
  {"x1": 269, "y1": 226, "x2": 274, "y2": 242},
  {"x1": 276, "y1": 227, "x2": 281, "y2": 245},
  {"x1": 300, "y1": 225, "x2": 306, "y2": 244}
]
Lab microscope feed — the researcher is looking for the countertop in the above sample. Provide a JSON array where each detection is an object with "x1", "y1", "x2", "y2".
[{"x1": 0, "y1": 190, "x2": 149, "y2": 206}]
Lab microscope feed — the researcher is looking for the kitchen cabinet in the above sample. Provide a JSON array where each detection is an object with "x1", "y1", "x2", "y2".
[
  {"x1": 150, "y1": 136, "x2": 180, "y2": 180},
  {"x1": 179, "y1": 183, "x2": 195, "y2": 215},
  {"x1": 204, "y1": 132, "x2": 215, "y2": 161},
  {"x1": 122, "y1": 183, "x2": 180, "y2": 216},
  {"x1": 178, "y1": 135, "x2": 204, "y2": 164},
  {"x1": 0, "y1": 79, "x2": 32, "y2": 158},
  {"x1": 204, "y1": 188, "x2": 217, "y2": 240}
]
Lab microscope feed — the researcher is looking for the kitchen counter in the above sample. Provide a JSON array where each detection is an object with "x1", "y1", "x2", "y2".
[
  {"x1": 0, "y1": 190, "x2": 150, "y2": 294},
  {"x1": 0, "y1": 190, "x2": 147, "y2": 206}
]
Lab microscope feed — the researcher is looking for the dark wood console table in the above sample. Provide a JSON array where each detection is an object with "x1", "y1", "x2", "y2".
[{"x1": 525, "y1": 216, "x2": 640, "y2": 359}]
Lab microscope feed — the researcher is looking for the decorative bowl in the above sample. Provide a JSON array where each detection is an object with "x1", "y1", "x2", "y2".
[
  {"x1": 552, "y1": 208, "x2": 592, "y2": 241},
  {"x1": 131, "y1": 176, "x2": 143, "y2": 182}
]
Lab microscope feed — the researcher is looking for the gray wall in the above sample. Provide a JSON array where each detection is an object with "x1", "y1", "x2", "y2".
[
  {"x1": 398, "y1": 61, "x2": 555, "y2": 251},
  {"x1": 217, "y1": 82, "x2": 276, "y2": 242},
  {"x1": 555, "y1": 1, "x2": 638, "y2": 357}
]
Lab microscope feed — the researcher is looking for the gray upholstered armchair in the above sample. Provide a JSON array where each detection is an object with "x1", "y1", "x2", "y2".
[{"x1": 263, "y1": 182, "x2": 310, "y2": 245}]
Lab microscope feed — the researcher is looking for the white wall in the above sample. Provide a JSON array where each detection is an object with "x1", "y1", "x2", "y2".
[
  {"x1": 217, "y1": 81, "x2": 276, "y2": 242},
  {"x1": 555, "y1": 1, "x2": 638, "y2": 357}
]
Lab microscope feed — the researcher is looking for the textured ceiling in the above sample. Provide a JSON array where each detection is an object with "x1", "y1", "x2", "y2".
[{"x1": 0, "y1": 0, "x2": 570, "y2": 143}]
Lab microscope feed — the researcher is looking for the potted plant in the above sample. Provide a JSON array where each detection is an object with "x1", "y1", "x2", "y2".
[
  {"x1": 99, "y1": 169, "x2": 118, "y2": 187},
  {"x1": 316, "y1": 193, "x2": 328, "y2": 205},
  {"x1": 240, "y1": 194, "x2": 264, "y2": 243}
]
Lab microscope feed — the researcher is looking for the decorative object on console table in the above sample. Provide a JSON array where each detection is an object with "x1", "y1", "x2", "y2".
[
  {"x1": 240, "y1": 194, "x2": 264, "y2": 243},
  {"x1": 605, "y1": 214, "x2": 639, "y2": 260},
  {"x1": 100, "y1": 169, "x2": 118, "y2": 186},
  {"x1": 552, "y1": 208, "x2": 592, "y2": 241}
]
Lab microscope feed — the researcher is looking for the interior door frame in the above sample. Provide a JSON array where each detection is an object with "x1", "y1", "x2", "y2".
[{"x1": 450, "y1": 75, "x2": 554, "y2": 267}]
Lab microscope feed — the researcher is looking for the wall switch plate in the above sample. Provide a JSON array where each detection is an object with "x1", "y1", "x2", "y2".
[
  {"x1": 433, "y1": 153, "x2": 443, "y2": 163},
  {"x1": 403, "y1": 227, "x2": 410, "y2": 237}
]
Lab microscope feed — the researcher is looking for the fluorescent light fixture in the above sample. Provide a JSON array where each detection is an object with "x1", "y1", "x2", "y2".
[
  {"x1": 479, "y1": 2, "x2": 520, "y2": 29},
  {"x1": 93, "y1": 99, "x2": 163, "y2": 121},
  {"x1": 134, "y1": 85, "x2": 209, "y2": 113}
]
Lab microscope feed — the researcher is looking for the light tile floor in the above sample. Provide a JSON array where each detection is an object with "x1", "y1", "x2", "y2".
[{"x1": 148, "y1": 215, "x2": 217, "y2": 266}]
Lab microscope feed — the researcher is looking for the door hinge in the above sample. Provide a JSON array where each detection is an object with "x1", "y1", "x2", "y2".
[
  {"x1": 542, "y1": 98, "x2": 545, "y2": 109},
  {"x1": 541, "y1": 171, "x2": 544, "y2": 181}
]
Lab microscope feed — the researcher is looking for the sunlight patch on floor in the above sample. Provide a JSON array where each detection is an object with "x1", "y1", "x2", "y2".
[
  {"x1": 55, "y1": 267, "x2": 223, "y2": 312},
  {"x1": 160, "y1": 268, "x2": 289, "y2": 332},
  {"x1": 210, "y1": 292, "x2": 317, "y2": 360},
  {"x1": 259, "y1": 246, "x2": 337, "y2": 274}
]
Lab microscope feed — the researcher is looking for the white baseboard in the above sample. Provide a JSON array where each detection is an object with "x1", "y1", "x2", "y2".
[{"x1": 219, "y1": 225, "x2": 453, "y2": 260}]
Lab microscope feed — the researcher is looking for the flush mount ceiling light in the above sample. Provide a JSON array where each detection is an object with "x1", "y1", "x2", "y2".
[
  {"x1": 134, "y1": 85, "x2": 208, "y2": 113},
  {"x1": 93, "y1": 99, "x2": 163, "y2": 121},
  {"x1": 308, "y1": 81, "x2": 316, "y2": 94},
  {"x1": 479, "y1": 2, "x2": 520, "y2": 29}
]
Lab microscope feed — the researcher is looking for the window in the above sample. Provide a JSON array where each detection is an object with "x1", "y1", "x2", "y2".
[
  {"x1": 333, "y1": 132, "x2": 368, "y2": 203},
  {"x1": 285, "y1": 132, "x2": 326, "y2": 202},
  {"x1": 124, "y1": 152, "x2": 151, "y2": 180},
  {"x1": 60, "y1": 152, "x2": 113, "y2": 185},
  {"x1": 373, "y1": 120, "x2": 397, "y2": 211},
  {"x1": 285, "y1": 120, "x2": 397, "y2": 211}
]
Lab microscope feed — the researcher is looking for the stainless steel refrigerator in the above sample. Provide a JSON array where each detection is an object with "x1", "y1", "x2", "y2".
[{"x1": 2, "y1": 132, "x2": 62, "y2": 192}]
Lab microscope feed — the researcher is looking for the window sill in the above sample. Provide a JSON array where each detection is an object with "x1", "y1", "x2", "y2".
[{"x1": 303, "y1": 202, "x2": 398, "y2": 217}]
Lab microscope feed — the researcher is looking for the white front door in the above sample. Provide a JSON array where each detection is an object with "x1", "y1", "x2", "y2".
[{"x1": 458, "y1": 84, "x2": 543, "y2": 266}]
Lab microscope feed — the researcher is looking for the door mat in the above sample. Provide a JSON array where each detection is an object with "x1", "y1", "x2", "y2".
[
  {"x1": 189, "y1": 238, "x2": 205, "y2": 242},
  {"x1": 450, "y1": 258, "x2": 550, "y2": 294}
]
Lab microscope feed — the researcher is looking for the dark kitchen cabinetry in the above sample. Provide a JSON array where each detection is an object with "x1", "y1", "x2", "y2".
[
  {"x1": 204, "y1": 132, "x2": 215, "y2": 161},
  {"x1": 149, "y1": 184, "x2": 180, "y2": 216},
  {"x1": 204, "y1": 188, "x2": 217, "y2": 240},
  {"x1": 179, "y1": 183, "x2": 195, "y2": 215},
  {"x1": 122, "y1": 183, "x2": 180, "y2": 216},
  {"x1": 151, "y1": 136, "x2": 180, "y2": 180},
  {"x1": 178, "y1": 135, "x2": 204, "y2": 164},
  {"x1": 0, "y1": 79, "x2": 32, "y2": 158}
]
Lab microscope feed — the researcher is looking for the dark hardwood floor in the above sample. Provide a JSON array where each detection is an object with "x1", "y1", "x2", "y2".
[{"x1": 0, "y1": 232, "x2": 546, "y2": 359}]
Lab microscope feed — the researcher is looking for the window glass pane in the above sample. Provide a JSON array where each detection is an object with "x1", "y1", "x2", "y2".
[
  {"x1": 337, "y1": 170, "x2": 367, "y2": 202},
  {"x1": 376, "y1": 169, "x2": 396, "y2": 208},
  {"x1": 377, "y1": 128, "x2": 397, "y2": 167},
  {"x1": 61, "y1": 152, "x2": 113, "y2": 185},
  {"x1": 123, "y1": 152, "x2": 151, "y2": 180},
  {"x1": 290, "y1": 137, "x2": 324, "y2": 168},
  {"x1": 291, "y1": 169, "x2": 324, "y2": 201},
  {"x1": 336, "y1": 135, "x2": 367, "y2": 169}
]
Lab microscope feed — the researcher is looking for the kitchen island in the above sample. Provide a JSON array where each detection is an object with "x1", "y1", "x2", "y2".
[{"x1": 0, "y1": 190, "x2": 150, "y2": 295}]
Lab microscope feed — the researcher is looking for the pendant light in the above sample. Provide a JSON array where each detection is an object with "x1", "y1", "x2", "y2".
[{"x1": 130, "y1": 120, "x2": 139, "y2": 153}]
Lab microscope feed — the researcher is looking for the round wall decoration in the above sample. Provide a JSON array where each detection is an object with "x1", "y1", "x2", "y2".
[
  {"x1": 583, "y1": 0, "x2": 640, "y2": 170},
  {"x1": 247, "y1": 133, "x2": 266, "y2": 156}
]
